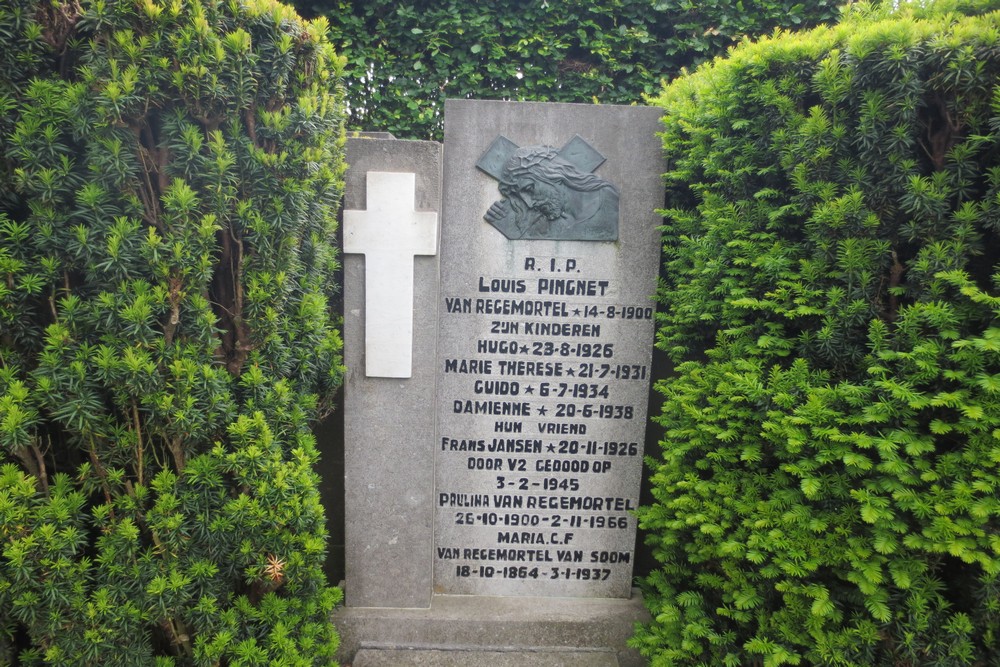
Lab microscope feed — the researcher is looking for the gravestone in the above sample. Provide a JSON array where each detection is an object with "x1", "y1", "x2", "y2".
[
  {"x1": 336, "y1": 100, "x2": 663, "y2": 666},
  {"x1": 341, "y1": 136, "x2": 442, "y2": 608}
]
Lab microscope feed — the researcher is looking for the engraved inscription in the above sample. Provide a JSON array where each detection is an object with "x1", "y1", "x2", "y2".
[{"x1": 435, "y1": 250, "x2": 654, "y2": 596}]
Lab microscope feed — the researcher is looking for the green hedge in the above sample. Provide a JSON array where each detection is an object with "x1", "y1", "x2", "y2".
[
  {"x1": 0, "y1": 0, "x2": 346, "y2": 664},
  {"x1": 635, "y1": 2, "x2": 1000, "y2": 665},
  {"x1": 297, "y1": 0, "x2": 840, "y2": 140}
]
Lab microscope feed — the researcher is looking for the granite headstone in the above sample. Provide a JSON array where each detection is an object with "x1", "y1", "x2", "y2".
[
  {"x1": 433, "y1": 100, "x2": 661, "y2": 598},
  {"x1": 336, "y1": 100, "x2": 663, "y2": 666}
]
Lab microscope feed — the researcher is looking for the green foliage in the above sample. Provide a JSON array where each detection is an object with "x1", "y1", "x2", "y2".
[
  {"x1": 0, "y1": 0, "x2": 346, "y2": 663},
  {"x1": 636, "y1": 2, "x2": 1000, "y2": 665},
  {"x1": 293, "y1": 0, "x2": 840, "y2": 140}
]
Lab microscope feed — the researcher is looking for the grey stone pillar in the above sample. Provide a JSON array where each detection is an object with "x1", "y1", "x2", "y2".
[{"x1": 342, "y1": 136, "x2": 442, "y2": 608}]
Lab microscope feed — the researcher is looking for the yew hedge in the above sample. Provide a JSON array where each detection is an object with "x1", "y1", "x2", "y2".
[
  {"x1": 636, "y1": 2, "x2": 1000, "y2": 665},
  {"x1": 0, "y1": 0, "x2": 346, "y2": 664},
  {"x1": 297, "y1": 0, "x2": 840, "y2": 140}
]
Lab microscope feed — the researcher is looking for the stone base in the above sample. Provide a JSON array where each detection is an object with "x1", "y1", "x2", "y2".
[
  {"x1": 334, "y1": 590, "x2": 649, "y2": 667},
  {"x1": 352, "y1": 648, "x2": 618, "y2": 666}
]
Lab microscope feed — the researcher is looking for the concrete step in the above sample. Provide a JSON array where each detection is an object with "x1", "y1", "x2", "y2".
[
  {"x1": 351, "y1": 647, "x2": 619, "y2": 667},
  {"x1": 335, "y1": 592, "x2": 649, "y2": 667}
]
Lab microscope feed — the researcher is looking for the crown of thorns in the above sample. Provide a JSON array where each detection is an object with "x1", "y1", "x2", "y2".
[{"x1": 476, "y1": 135, "x2": 606, "y2": 181}]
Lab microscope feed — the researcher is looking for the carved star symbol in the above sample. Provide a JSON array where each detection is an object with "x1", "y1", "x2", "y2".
[
  {"x1": 537, "y1": 405, "x2": 548, "y2": 416},
  {"x1": 547, "y1": 443, "x2": 556, "y2": 452},
  {"x1": 524, "y1": 385, "x2": 535, "y2": 394},
  {"x1": 566, "y1": 367, "x2": 575, "y2": 377},
  {"x1": 573, "y1": 308, "x2": 582, "y2": 316}
]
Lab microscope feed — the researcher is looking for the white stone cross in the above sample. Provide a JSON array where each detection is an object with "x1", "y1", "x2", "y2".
[{"x1": 344, "y1": 171, "x2": 439, "y2": 378}]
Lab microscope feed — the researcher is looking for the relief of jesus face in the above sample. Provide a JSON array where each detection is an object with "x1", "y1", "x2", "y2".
[
  {"x1": 510, "y1": 174, "x2": 566, "y2": 220},
  {"x1": 484, "y1": 141, "x2": 619, "y2": 241}
]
